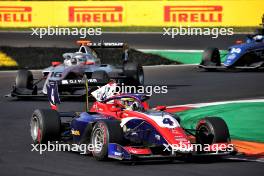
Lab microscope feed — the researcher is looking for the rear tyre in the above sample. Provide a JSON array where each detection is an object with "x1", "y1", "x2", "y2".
[
  {"x1": 15, "y1": 69, "x2": 33, "y2": 89},
  {"x1": 123, "y1": 62, "x2": 144, "y2": 86},
  {"x1": 30, "y1": 109, "x2": 61, "y2": 144},
  {"x1": 91, "y1": 70, "x2": 110, "y2": 83},
  {"x1": 196, "y1": 117, "x2": 230, "y2": 145},
  {"x1": 200, "y1": 48, "x2": 221, "y2": 68},
  {"x1": 91, "y1": 120, "x2": 124, "y2": 161}
]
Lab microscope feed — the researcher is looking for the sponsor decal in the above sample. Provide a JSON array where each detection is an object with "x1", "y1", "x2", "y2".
[
  {"x1": 0, "y1": 1, "x2": 262, "y2": 27},
  {"x1": 146, "y1": 114, "x2": 180, "y2": 129},
  {"x1": 227, "y1": 54, "x2": 236, "y2": 60},
  {"x1": 61, "y1": 79, "x2": 97, "y2": 85},
  {"x1": 61, "y1": 80, "x2": 69, "y2": 85},
  {"x1": 164, "y1": 6, "x2": 222, "y2": 23},
  {"x1": 69, "y1": 6, "x2": 123, "y2": 23},
  {"x1": 0, "y1": 6, "x2": 32, "y2": 22},
  {"x1": 230, "y1": 48, "x2": 241, "y2": 54},
  {"x1": 114, "y1": 152, "x2": 122, "y2": 156},
  {"x1": 68, "y1": 79, "x2": 83, "y2": 84},
  {"x1": 87, "y1": 42, "x2": 124, "y2": 47},
  {"x1": 71, "y1": 129, "x2": 80, "y2": 136},
  {"x1": 51, "y1": 72, "x2": 62, "y2": 78}
]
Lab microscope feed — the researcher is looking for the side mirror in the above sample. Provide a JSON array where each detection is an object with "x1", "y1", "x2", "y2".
[
  {"x1": 110, "y1": 107, "x2": 121, "y2": 112},
  {"x1": 155, "y1": 105, "x2": 167, "y2": 111}
]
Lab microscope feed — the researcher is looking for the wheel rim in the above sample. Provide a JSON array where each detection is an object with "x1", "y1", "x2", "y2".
[
  {"x1": 30, "y1": 116, "x2": 40, "y2": 142},
  {"x1": 92, "y1": 128, "x2": 104, "y2": 153},
  {"x1": 198, "y1": 125, "x2": 214, "y2": 144}
]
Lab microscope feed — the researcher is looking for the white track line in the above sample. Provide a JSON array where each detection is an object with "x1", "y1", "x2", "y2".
[
  {"x1": 0, "y1": 70, "x2": 42, "y2": 73},
  {"x1": 139, "y1": 49, "x2": 203, "y2": 52},
  {"x1": 139, "y1": 49, "x2": 228, "y2": 52},
  {"x1": 227, "y1": 157, "x2": 264, "y2": 163},
  {"x1": 145, "y1": 64, "x2": 198, "y2": 68},
  {"x1": 168, "y1": 99, "x2": 264, "y2": 108}
]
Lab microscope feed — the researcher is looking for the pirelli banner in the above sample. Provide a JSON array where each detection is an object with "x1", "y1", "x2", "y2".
[{"x1": 0, "y1": 0, "x2": 263, "y2": 27}]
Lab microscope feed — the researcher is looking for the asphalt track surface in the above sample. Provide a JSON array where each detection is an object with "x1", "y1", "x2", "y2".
[
  {"x1": 0, "y1": 65, "x2": 264, "y2": 176},
  {"x1": 0, "y1": 32, "x2": 247, "y2": 49}
]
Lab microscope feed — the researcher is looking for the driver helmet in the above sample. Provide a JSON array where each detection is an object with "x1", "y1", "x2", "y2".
[
  {"x1": 70, "y1": 57, "x2": 78, "y2": 65},
  {"x1": 71, "y1": 53, "x2": 87, "y2": 65},
  {"x1": 253, "y1": 35, "x2": 264, "y2": 42},
  {"x1": 120, "y1": 98, "x2": 141, "y2": 111}
]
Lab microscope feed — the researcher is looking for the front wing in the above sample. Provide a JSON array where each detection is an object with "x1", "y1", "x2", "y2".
[{"x1": 107, "y1": 143, "x2": 235, "y2": 161}]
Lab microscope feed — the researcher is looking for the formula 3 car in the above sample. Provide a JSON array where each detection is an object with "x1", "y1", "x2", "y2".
[
  {"x1": 8, "y1": 41, "x2": 144, "y2": 99},
  {"x1": 199, "y1": 15, "x2": 264, "y2": 71},
  {"x1": 30, "y1": 82, "x2": 235, "y2": 161}
]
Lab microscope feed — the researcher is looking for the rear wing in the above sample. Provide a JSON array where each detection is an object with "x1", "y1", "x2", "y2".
[
  {"x1": 77, "y1": 40, "x2": 128, "y2": 49},
  {"x1": 77, "y1": 40, "x2": 129, "y2": 62}
]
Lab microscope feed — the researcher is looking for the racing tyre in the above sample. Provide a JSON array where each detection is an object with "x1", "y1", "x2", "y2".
[
  {"x1": 196, "y1": 117, "x2": 230, "y2": 145},
  {"x1": 91, "y1": 120, "x2": 124, "y2": 161},
  {"x1": 123, "y1": 62, "x2": 144, "y2": 85},
  {"x1": 91, "y1": 70, "x2": 110, "y2": 83},
  {"x1": 15, "y1": 69, "x2": 33, "y2": 89},
  {"x1": 30, "y1": 109, "x2": 61, "y2": 144},
  {"x1": 201, "y1": 47, "x2": 221, "y2": 67}
]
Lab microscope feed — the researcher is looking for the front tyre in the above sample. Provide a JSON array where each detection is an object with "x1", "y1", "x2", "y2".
[
  {"x1": 15, "y1": 69, "x2": 33, "y2": 89},
  {"x1": 30, "y1": 109, "x2": 61, "y2": 144},
  {"x1": 196, "y1": 117, "x2": 230, "y2": 145},
  {"x1": 200, "y1": 47, "x2": 221, "y2": 68},
  {"x1": 91, "y1": 120, "x2": 123, "y2": 161}
]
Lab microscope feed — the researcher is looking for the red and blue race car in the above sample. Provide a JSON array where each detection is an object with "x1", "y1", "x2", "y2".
[{"x1": 30, "y1": 82, "x2": 235, "y2": 161}]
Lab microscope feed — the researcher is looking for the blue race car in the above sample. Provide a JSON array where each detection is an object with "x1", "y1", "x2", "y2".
[{"x1": 199, "y1": 15, "x2": 264, "y2": 70}]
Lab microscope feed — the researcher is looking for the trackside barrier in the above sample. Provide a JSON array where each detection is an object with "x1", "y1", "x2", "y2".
[{"x1": 0, "y1": 1, "x2": 263, "y2": 27}]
